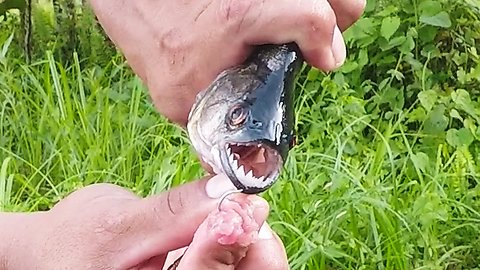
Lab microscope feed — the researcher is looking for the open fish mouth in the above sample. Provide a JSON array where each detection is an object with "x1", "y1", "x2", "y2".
[{"x1": 221, "y1": 141, "x2": 283, "y2": 193}]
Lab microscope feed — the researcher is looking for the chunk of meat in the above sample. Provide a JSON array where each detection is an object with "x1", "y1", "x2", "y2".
[
  {"x1": 165, "y1": 195, "x2": 266, "y2": 270},
  {"x1": 208, "y1": 197, "x2": 260, "y2": 247}
]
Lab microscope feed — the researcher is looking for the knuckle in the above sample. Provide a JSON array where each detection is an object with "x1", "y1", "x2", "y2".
[
  {"x1": 155, "y1": 28, "x2": 189, "y2": 66},
  {"x1": 315, "y1": 3, "x2": 337, "y2": 30},
  {"x1": 158, "y1": 28, "x2": 182, "y2": 51},
  {"x1": 306, "y1": 0, "x2": 336, "y2": 30},
  {"x1": 94, "y1": 208, "x2": 133, "y2": 236},
  {"x1": 300, "y1": 2, "x2": 337, "y2": 43}
]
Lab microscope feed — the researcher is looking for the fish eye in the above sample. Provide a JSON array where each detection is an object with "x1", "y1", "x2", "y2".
[{"x1": 228, "y1": 105, "x2": 247, "y2": 127}]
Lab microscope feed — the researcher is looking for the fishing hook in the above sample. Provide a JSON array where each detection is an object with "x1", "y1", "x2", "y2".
[
  {"x1": 218, "y1": 188, "x2": 243, "y2": 211},
  {"x1": 167, "y1": 188, "x2": 244, "y2": 270}
]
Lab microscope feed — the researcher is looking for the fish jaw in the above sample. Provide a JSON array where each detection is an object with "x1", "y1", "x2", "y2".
[
  {"x1": 187, "y1": 43, "x2": 303, "y2": 194},
  {"x1": 191, "y1": 139, "x2": 284, "y2": 194},
  {"x1": 219, "y1": 141, "x2": 283, "y2": 194}
]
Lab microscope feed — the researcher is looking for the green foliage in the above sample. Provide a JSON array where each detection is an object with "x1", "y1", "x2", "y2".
[
  {"x1": 1, "y1": 0, "x2": 480, "y2": 269},
  {"x1": 280, "y1": 0, "x2": 480, "y2": 268},
  {"x1": 0, "y1": 51, "x2": 195, "y2": 211},
  {"x1": 0, "y1": 0, "x2": 116, "y2": 65},
  {"x1": 0, "y1": 0, "x2": 25, "y2": 19}
]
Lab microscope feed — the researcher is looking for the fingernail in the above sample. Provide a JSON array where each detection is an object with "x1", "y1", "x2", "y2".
[
  {"x1": 331, "y1": 25, "x2": 346, "y2": 68},
  {"x1": 205, "y1": 174, "x2": 237, "y2": 199},
  {"x1": 258, "y1": 223, "x2": 273, "y2": 240}
]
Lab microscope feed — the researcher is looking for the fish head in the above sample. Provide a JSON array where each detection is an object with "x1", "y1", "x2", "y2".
[{"x1": 187, "y1": 44, "x2": 302, "y2": 194}]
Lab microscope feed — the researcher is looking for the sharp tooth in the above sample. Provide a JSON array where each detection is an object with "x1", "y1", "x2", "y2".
[
  {"x1": 232, "y1": 159, "x2": 238, "y2": 168},
  {"x1": 246, "y1": 170, "x2": 253, "y2": 179},
  {"x1": 229, "y1": 153, "x2": 234, "y2": 162},
  {"x1": 238, "y1": 165, "x2": 245, "y2": 175},
  {"x1": 258, "y1": 176, "x2": 265, "y2": 182}
]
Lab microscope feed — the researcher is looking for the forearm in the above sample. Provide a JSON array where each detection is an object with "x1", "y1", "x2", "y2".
[{"x1": 0, "y1": 212, "x2": 44, "y2": 269}]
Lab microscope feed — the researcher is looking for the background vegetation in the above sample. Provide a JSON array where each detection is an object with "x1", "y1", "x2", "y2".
[{"x1": 1, "y1": 0, "x2": 480, "y2": 269}]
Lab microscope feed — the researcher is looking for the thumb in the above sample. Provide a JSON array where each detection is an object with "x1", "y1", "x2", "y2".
[
  {"x1": 115, "y1": 174, "x2": 240, "y2": 269},
  {"x1": 175, "y1": 194, "x2": 270, "y2": 270}
]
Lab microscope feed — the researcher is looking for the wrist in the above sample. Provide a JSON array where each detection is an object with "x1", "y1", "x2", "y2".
[{"x1": 0, "y1": 211, "x2": 45, "y2": 269}]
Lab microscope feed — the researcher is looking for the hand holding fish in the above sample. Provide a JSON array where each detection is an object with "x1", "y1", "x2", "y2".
[
  {"x1": 90, "y1": 0, "x2": 366, "y2": 125},
  {"x1": 0, "y1": 1, "x2": 366, "y2": 270}
]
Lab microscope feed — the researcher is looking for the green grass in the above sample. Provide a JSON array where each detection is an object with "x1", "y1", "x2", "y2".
[
  {"x1": 0, "y1": 49, "x2": 203, "y2": 212},
  {"x1": 2, "y1": 0, "x2": 480, "y2": 269}
]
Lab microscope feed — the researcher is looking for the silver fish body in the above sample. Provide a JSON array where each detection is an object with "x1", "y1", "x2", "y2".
[{"x1": 187, "y1": 43, "x2": 303, "y2": 194}]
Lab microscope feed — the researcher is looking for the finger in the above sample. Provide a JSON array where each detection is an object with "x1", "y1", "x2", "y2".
[
  {"x1": 50, "y1": 183, "x2": 139, "y2": 212},
  {"x1": 237, "y1": 223, "x2": 289, "y2": 270},
  {"x1": 327, "y1": 0, "x2": 366, "y2": 31},
  {"x1": 200, "y1": 159, "x2": 215, "y2": 174},
  {"x1": 176, "y1": 195, "x2": 270, "y2": 270},
  {"x1": 223, "y1": 0, "x2": 344, "y2": 71},
  {"x1": 114, "y1": 174, "x2": 240, "y2": 269}
]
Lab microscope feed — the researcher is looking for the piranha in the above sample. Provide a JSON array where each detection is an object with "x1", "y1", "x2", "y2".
[{"x1": 187, "y1": 43, "x2": 303, "y2": 194}]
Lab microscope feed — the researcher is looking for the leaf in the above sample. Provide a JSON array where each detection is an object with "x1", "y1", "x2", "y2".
[
  {"x1": 377, "y1": 5, "x2": 398, "y2": 17},
  {"x1": 446, "y1": 128, "x2": 474, "y2": 147},
  {"x1": 306, "y1": 67, "x2": 321, "y2": 81},
  {"x1": 458, "y1": 128, "x2": 474, "y2": 146},
  {"x1": 0, "y1": 157, "x2": 12, "y2": 210},
  {"x1": 339, "y1": 61, "x2": 358, "y2": 73},
  {"x1": 399, "y1": 35, "x2": 415, "y2": 53},
  {"x1": 407, "y1": 107, "x2": 427, "y2": 122},
  {"x1": 411, "y1": 152, "x2": 429, "y2": 173},
  {"x1": 457, "y1": 68, "x2": 468, "y2": 84},
  {"x1": 413, "y1": 192, "x2": 448, "y2": 227},
  {"x1": 446, "y1": 129, "x2": 460, "y2": 147},
  {"x1": 329, "y1": 172, "x2": 348, "y2": 192},
  {"x1": 449, "y1": 109, "x2": 463, "y2": 121},
  {"x1": 418, "y1": 26, "x2": 438, "y2": 43},
  {"x1": 307, "y1": 173, "x2": 327, "y2": 193},
  {"x1": 418, "y1": 90, "x2": 437, "y2": 112},
  {"x1": 364, "y1": 0, "x2": 376, "y2": 12},
  {"x1": 387, "y1": 69, "x2": 404, "y2": 81},
  {"x1": 380, "y1": 36, "x2": 406, "y2": 51},
  {"x1": 420, "y1": 11, "x2": 452, "y2": 28},
  {"x1": 405, "y1": 54, "x2": 423, "y2": 70},
  {"x1": 418, "y1": 0, "x2": 444, "y2": 16},
  {"x1": 452, "y1": 89, "x2": 480, "y2": 122},
  {"x1": 357, "y1": 48, "x2": 369, "y2": 67},
  {"x1": 380, "y1": 16, "x2": 401, "y2": 41},
  {"x1": 324, "y1": 245, "x2": 350, "y2": 259},
  {"x1": 0, "y1": 32, "x2": 13, "y2": 64},
  {"x1": 343, "y1": 17, "x2": 377, "y2": 45},
  {"x1": 423, "y1": 105, "x2": 448, "y2": 134}
]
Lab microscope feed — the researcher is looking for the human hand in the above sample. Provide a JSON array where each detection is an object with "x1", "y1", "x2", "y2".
[
  {"x1": 3, "y1": 175, "x2": 287, "y2": 270},
  {"x1": 89, "y1": 0, "x2": 366, "y2": 125}
]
